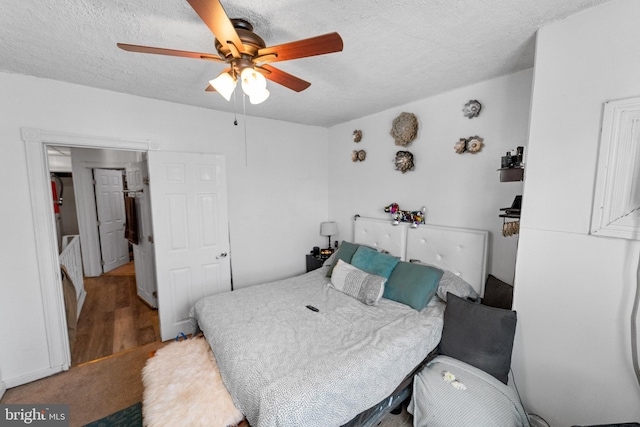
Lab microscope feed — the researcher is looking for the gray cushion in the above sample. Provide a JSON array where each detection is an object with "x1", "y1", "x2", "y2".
[
  {"x1": 482, "y1": 274, "x2": 513, "y2": 310},
  {"x1": 436, "y1": 270, "x2": 479, "y2": 302},
  {"x1": 325, "y1": 241, "x2": 361, "y2": 277},
  {"x1": 438, "y1": 293, "x2": 517, "y2": 384}
]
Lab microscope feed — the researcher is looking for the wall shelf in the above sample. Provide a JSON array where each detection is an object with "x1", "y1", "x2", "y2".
[{"x1": 498, "y1": 167, "x2": 524, "y2": 182}]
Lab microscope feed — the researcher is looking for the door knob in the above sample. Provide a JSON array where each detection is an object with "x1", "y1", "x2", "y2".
[{"x1": 216, "y1": 252, "x2": 228, "y2": 259}]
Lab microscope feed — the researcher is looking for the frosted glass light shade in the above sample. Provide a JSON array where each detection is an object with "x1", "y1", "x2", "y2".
[
  {"x1": 209, "y1": 72, "x2": 236, "y2": 101},
  {"x1": 240, "y1": 67, "x2": 267, "y2": 97},
  {"x1": 249, "y1": 88, "x2": 270, "y2": 104}
]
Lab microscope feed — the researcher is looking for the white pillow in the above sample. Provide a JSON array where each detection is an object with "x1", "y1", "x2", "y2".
[{"x1": 330, "y1": 259, "x2": 386, "y2": 306}]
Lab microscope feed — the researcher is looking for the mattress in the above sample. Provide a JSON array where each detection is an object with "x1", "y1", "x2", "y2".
[{"x1": 191, "y1": 266, "x2": 445, "y2": 427}]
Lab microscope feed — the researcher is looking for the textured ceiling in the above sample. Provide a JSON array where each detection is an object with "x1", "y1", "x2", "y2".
[{"x1": 0, "y1": 0, "x2": 610, "y2": 127}]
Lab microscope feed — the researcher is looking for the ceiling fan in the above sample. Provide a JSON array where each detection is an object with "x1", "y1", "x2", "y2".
[{"x1": 117, "y1": 0, "x2": 344, "y2": 104}]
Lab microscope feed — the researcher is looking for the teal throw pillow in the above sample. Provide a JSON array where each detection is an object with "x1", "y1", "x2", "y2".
[
  {"x1": 350, "y1": 246, "x2": 399, "y2": 279},
  {"x1": 326, "y1": 241, "x2": 361, "y2": 277},
  {"x1": 384, "y1": 261, "x2": 443, "y2": 310}
]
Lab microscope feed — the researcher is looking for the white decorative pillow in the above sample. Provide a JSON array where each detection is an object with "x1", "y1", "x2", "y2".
[
  {"x1": 330, "y1": 259, "x2": 386, "y2": 306},
  {"x1": 436, "y1": 270, "x2": 479, "y2": 302}
]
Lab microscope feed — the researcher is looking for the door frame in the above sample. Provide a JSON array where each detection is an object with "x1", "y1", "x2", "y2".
[{"x1": 21, "y1": 127, "x2": 158, "y2": 383}]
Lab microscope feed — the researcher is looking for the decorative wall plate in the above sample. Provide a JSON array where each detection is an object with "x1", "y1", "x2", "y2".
[
  {"x1": 454, "y1": 136, "x2": 484, "y2": 154},
  {"x1": 390, "y1": 112, "x2": 418, "y2": 146},
  {"x1": 394, "y1": 150, "x2": 414, "y2": 173},
  {"x1": 463, "y1": 100, "x2": 482, "y2": 119},
  {"x1": 352, "y1": 149, "x2": 366, "y2": 162}
]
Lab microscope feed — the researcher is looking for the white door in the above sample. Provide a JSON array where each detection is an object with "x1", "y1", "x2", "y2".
[
  {"x1": 126, "y1": 160, "x2": 157, "y2": 308},
  {"x1": 94, "y1": 168, "x2": 129, "y2": 273},
  {"x1": 148, "y1": 152, "x2": 231, "y2": 341}
]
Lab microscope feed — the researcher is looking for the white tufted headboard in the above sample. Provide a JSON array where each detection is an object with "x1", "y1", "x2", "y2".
[{"x1": 353, "y1": 216, "x2": 489, "y2": 296}]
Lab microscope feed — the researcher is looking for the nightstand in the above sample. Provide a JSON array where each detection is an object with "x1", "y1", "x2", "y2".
[{"x1": 306, "y1": 254, "x2": 326, "y2": 272}]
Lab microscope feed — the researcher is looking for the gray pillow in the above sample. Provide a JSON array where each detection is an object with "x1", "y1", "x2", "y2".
[
  {"x1": 409, "y1": 261, "x2": 479, "y2": 302},
  {"x1": 325, "y1": 241, "x2": 361, "y2": 277},
  {"x1": 436, "y1": 270, "x2": 479, "y2": 302},
  {"x1": 482, "y1": 274, "x2": 513, "y2": 310},
  {"x1": 438, "y1": 293, "x2": 517, "y2": 384}
]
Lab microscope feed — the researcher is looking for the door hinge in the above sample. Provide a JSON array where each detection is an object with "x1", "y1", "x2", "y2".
[
  {"x1": 143, "y1": 177, "x2": 150, "y2": 185},
  {"x1": 153, "y1": 291, "x2": 157, "y2": 297},
  {"x1": 148, "y1": 235, "x2": 154, "y2": 243},
  {"x1": 91, "y1": 179, "x2": 96, "y2": 185},
  {"x1": 97, "y1": 220, "x2": 101, "y2": 227},
  {"x1": 101, "y1": 260, "x2": 105, "y2": 266}
]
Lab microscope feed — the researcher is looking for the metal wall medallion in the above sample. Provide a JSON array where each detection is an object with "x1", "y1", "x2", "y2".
[
  {"x1": 352, "y1": 150, "x2": 366, "y2": 162},
  {"x1": 454, "y1": 135, "x2": 484, "y2": 154},
  {"x1": 463, "y1": 100, "x2": 482, "y2": 119},
  {"x1": 390, "y1": 112, "x2": 418, "y2": 146},
  {"x1": 394, "y1": 150, "x2": 414, "y2": 173}
]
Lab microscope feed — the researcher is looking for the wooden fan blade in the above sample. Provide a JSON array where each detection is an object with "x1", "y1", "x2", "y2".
[
  {"x1": 117, "y1": 43, "x2": 224, "y2": 62},
  {"x1": 187, "y1": 0, "x2": 243, "y2": 58},
  {"x1": 258, "y1": 64, "x2": 311, "y2": 92},
  {"x1": 257, "y1": 32, "x2": 343, "y2": 63}
]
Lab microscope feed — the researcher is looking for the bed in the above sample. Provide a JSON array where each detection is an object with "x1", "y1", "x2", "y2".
[{"x1": 190, "y1": 216, "x2": 489, "y2": 427}]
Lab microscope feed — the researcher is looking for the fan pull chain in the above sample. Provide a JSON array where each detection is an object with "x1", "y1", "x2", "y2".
[
  {"x1": 233, "y1": 89, "x2": 238, "y2": 126},
  {"x1": 243, "y1": 92, "x2": 248, "y2": 167}
]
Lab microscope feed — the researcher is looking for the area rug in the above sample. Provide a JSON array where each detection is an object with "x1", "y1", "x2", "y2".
[
  {"x1": 83, "y1": 402, "x2": 142, "y2": 427},
  {"x1": 142, "y1": 337, "x2": 244, "y2": 427}
]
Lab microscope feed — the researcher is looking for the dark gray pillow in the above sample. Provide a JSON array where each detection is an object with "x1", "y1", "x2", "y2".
[
  {"x1": 482, "y1": 274, "x2": 513, "y2": 310},
  {"x1": 325, "y1": 241, "x2": 361, "y2": 277},
  {"x1": 438, "y1": 293, "x2": 517, "y2": 384}
]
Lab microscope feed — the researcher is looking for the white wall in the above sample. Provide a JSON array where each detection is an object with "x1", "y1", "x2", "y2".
[
  {"x1": 512, "y1": 0, "x2": 640, "y2": 425},
  {"x1": 0, "y1": 72, "x2": 328, "y2": 386},
  {"x1": 328, "y1": 70, "x2": 532, "y2": 283}
]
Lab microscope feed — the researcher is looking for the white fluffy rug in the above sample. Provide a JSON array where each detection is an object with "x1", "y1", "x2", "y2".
[{"x1": 142, "y1": 338, "x2": 244, "y2": 427}]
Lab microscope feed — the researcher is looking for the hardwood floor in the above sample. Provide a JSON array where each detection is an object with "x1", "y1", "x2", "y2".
[{"x1": 71, "y1": 265, "x2": 160, "y2": 366}]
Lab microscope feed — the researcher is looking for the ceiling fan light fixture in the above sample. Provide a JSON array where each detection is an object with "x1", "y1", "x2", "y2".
[
  {"x1": 209, "y1": 71, "x2": 237, "y2": 101},
  {"x1": 250, "y1": 88, "x2": 270, "y2": 105},
  {"x1": 240, "y1": 67, "x2": 267, "y2": 97}
]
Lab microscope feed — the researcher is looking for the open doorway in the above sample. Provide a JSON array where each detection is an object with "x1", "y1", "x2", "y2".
[
  {"x1": 23, "y1": 129, "x2": 232, "y2": 386},
  {"x1": 47, "y1": 145, "x2": 160, "y2": 366}
]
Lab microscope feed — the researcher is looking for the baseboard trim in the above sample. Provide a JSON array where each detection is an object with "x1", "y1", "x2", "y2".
[
  {"x1": 4, "y1": 365, "x2": 64, "y2": 389},
  {"x1": 0, "y1": 379, "x2": 6, "y2": 400}
]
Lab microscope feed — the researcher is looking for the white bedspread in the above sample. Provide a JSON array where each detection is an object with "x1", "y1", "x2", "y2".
[{"x1": 190, "y1": 266, "x2": 445, "y2": 427}]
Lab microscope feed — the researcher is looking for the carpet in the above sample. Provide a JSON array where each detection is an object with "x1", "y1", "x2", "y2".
[{"x1": 83, "y1": 402, "x2": 142, "y2": 427}]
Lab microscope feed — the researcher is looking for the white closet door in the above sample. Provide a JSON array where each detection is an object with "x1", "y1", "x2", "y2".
[
  {"x1": 148, "y1": 152, "x2": 231, "y2": 341},
  {"x1": 94, "y1": 168, "x2": 129, "y2": 273}
]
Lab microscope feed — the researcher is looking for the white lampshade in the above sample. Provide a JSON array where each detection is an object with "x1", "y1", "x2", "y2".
[
  {"x1": 240, "y1": 67, "x2": 267, "y2": 97},
  {"x1": 320, "y1": 221, "x2": 338, "y2": 237},
  {"x1": 209, "y1": 72, "x2": 236, "y2": 101},
  {"x1": 249, "y1": 88, "x2": 270, "y2": 105}
]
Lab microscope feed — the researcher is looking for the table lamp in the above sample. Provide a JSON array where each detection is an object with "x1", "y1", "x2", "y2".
[{"x1": 320, "y1": 221, "x2": 338, "y2": 251}]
